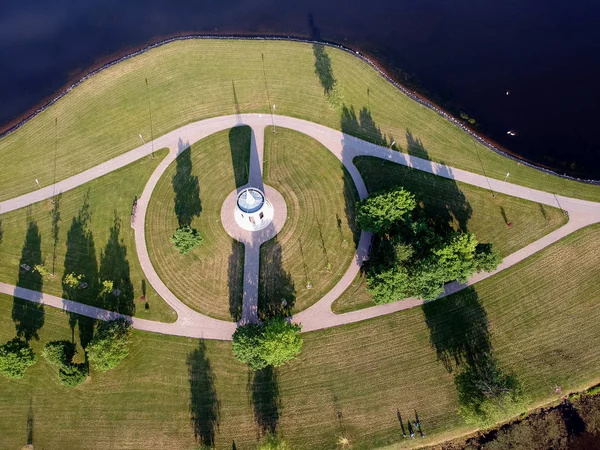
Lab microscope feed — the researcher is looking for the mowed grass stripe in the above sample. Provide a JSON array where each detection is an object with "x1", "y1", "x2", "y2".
[
  {"x1": 260, "y1": 127, "x2": 359, "y2": 314},
  {"x1": 146, "y1": 127, "x2": 250, "y2": 320},
  {"x1": 2, "y1": 40, "x2": 599, "y2": 203}
]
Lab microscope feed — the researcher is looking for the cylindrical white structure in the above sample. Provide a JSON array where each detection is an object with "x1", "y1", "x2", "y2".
[{"x1": 234, "y1": 187, "x2": 274, "y2": 231}]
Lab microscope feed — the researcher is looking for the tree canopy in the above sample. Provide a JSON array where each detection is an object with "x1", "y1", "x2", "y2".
[
  {"x1": 232, "y1": 318, "x2": 303, "y2": 371},
  {"x1": 86, "y1": 318, "x2": 132, "y2": 372},
  {"x1": 171, "y1": 225, "x2": 203, "y2": 254},
  {"x1": 358, "y1": 187, "x2": 501, "y2": 304},
  {"x1": 356, "y1": 187, "x2": 416, "y2": 233},
  {"x1": 0, "y1": 337, "x2": 36, "y2": 379}
]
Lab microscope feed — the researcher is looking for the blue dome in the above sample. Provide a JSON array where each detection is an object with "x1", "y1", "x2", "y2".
[{"x1": 236, "y1": 188, "x2": 265, "y2": 213}]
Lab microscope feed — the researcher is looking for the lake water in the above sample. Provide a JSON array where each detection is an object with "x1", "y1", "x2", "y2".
[{"x1": 1, "y1": 0, "x2": 599, "y2": 178}]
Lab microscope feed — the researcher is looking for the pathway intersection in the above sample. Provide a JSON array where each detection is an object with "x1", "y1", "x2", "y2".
[{"x1": 1, "y1": 114, "x2": 599, "y2": 340}]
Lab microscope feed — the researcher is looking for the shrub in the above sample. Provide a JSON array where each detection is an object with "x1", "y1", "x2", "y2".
[
  {"x1": 58, "y1": 363, "x2": 88, "y2": 387},
  {"x1": 33, "y1": 263, "x2": 53, "y2": 280},
  {"x1": 0, "y1": 338, "x2": 36, "y2": 379},
  {"x1": 86, "y1": 319, "x2": 132, "y2": 372},
  {"x1": 43, "y1": 340, "x2": 87, "y2": 387},
  {"x1": 171, "y1": 225, "x2": 203, "y2": 254},
  {"x1": 232, "y1": 318, "x2": 303, "y2": 370},
  {"x1": 256, "y1": 434, "x2": 292, "y2": 450},
  {"x1": 42, "y1": 340, "x2": 76, "y2": 367},
  {"x1": 456, "y1": 357, "x2": 527, "y2": 426},
  {"x1": 63, "y1": 272, "x2": 84, "y2": 289}
]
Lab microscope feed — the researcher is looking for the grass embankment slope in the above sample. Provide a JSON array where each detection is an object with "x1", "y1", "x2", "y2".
[
  {"x1": 260, "y1": 127, "x2": 359, "y2": 315},
  {"x1": 1, "y1": 225, "x2": 599, "y2": 449},
  {"x1": 0, "y1": 149, "x2": 176, "y2": 323},
  {"x1": 1, "y1": 39, "x2": 598, "y2": 203},
  {"x1": 333, "y1": 157, "x2": 567, "y2": 313},
  {"x1": 146, "y1": 127, "x2": 249, "y2": 321}
]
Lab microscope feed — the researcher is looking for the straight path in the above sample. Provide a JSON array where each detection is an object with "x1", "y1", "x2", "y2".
[{"x1": 1, "y1": 114, "x2": 599, "y2": 340}]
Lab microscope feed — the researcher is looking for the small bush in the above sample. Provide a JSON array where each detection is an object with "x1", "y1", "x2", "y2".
[
  {"x1": 171, "y1": 226, "x2": 203, "y2": 254},
  {"x1": 43, "y1": 340, "x2": 87, "y2": 387},
  {"x1": 86, "y1": 319, "x2": 132, "y2": 372},
  {"x1": 58, "y1": 363, "x2": 88, "y2": 387},
  {"x1": 0, "y1": 338, "x2": 36, "y2": 379},
  {"x1": 42, "y1": 340, "x2": 76, "y2": 367}
]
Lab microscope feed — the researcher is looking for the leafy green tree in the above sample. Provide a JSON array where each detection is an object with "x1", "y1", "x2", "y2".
[
  {"x1": 171, "y1": 225, "x2": 203, "y2": 254},
  {"x1": 63, "y1": 272, "x2": 84, "y2": 289},
  {"x1": 256, "y1": 433, "x2": 292, "y2": 450},
  {"x1": 232, "y1": 323, "x2": 266, "y2": 370},
  {"x1": 357, "y1": 187, "x2": 416, "y2": 233},
  {"x1": 58, "y1": 363, "x2": 88, "y2": 387},
  {"x1": 366, "y1": 265, "x2": 411, "y2": 305},
  {"x1": 0, "y1": 338, "x2": 35, "y2": 379},
  {"x1": 262, "y1": 317, "x2": 303, "y2": 368},
  {"x1": 232, "y1": 318, "x2": 303, "y2": 370},
  {"x1": 42, "y1": 340, "x2": 76, "y2": 367},
  {"x1": 86, "y1": 319, "x2": 132, "y2": 372},
  {"x1": 43, "y1": 340, "x2": 87, "y2": 387},
  {"x1": 456, "y1": 357, "x2": 526, "y2": 426}
]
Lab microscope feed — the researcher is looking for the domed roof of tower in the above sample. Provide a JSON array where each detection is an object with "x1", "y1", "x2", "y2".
[{"x1": 236, "y1": 188, "x2": 265, "y2": 213}]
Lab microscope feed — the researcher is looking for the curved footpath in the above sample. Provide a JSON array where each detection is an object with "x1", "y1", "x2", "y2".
[{"x1": 1, "y1": 114, "x2": 599, "y2": 340}]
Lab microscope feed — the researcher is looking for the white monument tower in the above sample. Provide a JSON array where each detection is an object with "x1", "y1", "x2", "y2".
[{"x1": 234, "y1": 187, "x2": 274, "y2": 231}]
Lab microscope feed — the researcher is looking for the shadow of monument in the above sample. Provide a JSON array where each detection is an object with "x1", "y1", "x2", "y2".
[
  {"x1": 172, "y1": 138, "x2": 202, "y2": 227},
  {"x1": 187, "y1": 340, "x2": 220, "y2": 447},
  {"x1": 12, "y1": 218, "x2": 45, "y2": 341}
]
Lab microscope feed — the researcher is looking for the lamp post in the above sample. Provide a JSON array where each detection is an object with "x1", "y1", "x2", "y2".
[
  {"x1": 503, "y1": 172, "x2": 510, "y2": 183},
  {"x1": 35, "y1": 179, "x2": 41, "y2": 189},
  {"x1": 138, "y1": 133, "x2": 145, "y2": 145}
]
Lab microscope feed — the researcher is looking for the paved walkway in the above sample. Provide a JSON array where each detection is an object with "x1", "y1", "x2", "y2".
[{"x1": 1, "y1": 114, "x2": 599, "y2": 340}]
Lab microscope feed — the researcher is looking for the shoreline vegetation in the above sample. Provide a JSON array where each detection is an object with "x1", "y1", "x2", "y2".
[{"x1": 0, "y1": 35, "x2": 598, "y2": 189}]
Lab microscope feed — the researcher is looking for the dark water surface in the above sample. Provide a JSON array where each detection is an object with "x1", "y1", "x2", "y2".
[{"x1": 2, "y1": 0, "x2": 600, "y2": 178}]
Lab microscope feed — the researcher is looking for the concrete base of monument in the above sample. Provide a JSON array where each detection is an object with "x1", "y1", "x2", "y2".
[{"x1": 220, "y1": 184, "x2": 287, "y2": 246}]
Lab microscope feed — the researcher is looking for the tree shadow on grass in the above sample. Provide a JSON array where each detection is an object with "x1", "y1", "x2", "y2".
[
  {"x1": 12, "y1": 219, "x2": 44, "y2": 341},
  {"x1": 173, "y1": 139, "x2": 202, "y2": 227},
  {"x1": 341, "y1": 105, "x2": 388, "y2": 147},
  {"x1": 258, "y1": 238, "x2": 295, "y2": 320},
  {"x1": 249, "y1": 366, "x2": 281, "y2": 435},
  {"x1": 313, "y1": 43, "x2": 335, "y2": 95},
  {"x1": 50, "y1": 194, "x2": 61, "y2": 274},
  {"x1": 187, "y1": 340, "x2": 220, "y2": 447},
  {"x1": 99, "y1": 212, "x2": 134, "y2": 316},
  {"x1": 63, "y1": 194, "x2": 98, "y2": 348},
  {"x1": 422, "y1": 287, "x2": 491, "y2": 373}
]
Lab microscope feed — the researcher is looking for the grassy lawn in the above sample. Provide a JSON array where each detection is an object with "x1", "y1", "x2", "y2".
[
  {"x1": 260, "y1": 127, "x2": 359, "y2": 316},
  {"x1": 145, "y1": 127, "x2": 250, "y2": 321},
  {"x1": 332, "y1": 157, "x2": 568, "y2": 313},
  {"x1": 0, "y1": 149, "x2": 176, "y2": 323},
  {"x1": 0, "y1": 224, "x2": 599, "y2": 449},
  {"x1": 1, "y1": 40, "x2": 599, "y2": 203}
]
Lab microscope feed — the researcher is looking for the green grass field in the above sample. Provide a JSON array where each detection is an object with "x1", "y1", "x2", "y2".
[
  {"x1": 0, "y1": 149, "x2": 176, "y2": 323},
  {"x1": 0, "y1": 224, "x2": 599, "y2": 449},
  {"x1": 260, "y1": 127, "x2": 359, "y2": 316},
  {"x1": 1, "y1": 40, "x2": 599, "y2": 203},
  {"x1": 332, "y1": 157, "x2": 568, "y2": 313},
  {"x1": 145, "y1": 127, "x2": 250, "y2": 321}
]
